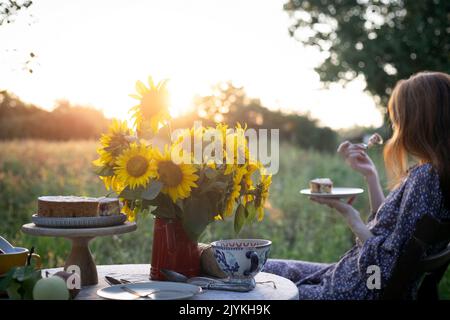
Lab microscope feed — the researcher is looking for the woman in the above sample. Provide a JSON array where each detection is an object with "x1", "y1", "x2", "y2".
[{"x1": 264, "y1": 71, "x2": 450, "y2": 299}]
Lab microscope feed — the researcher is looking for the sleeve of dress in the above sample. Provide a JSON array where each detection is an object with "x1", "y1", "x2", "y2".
[{"x1": 356, "y1": 164, "x2": 442, "y2": 285}]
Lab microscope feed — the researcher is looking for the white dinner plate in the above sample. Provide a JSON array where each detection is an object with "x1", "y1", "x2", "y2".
[
  {"x1": 97, "y1": 281, "x2": 202, "y2": 300},
  {"x1": 300, "y1": 187, "x2": 364, "y2": 198}
]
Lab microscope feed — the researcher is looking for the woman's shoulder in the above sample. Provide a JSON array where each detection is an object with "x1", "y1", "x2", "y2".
[
  {"x1": 405, "y1": 162, "x2": 449, "y2": 217},
  {"x1": 407, "y1": 162, "x2": 438, "y2": 183}
]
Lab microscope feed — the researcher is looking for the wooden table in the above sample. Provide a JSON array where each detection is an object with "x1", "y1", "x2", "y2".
[
  {"x1": 44, "y1": 264, "x2": 300, "y2": 300},
  {"x1": 22, "y1": 222, "x2": 137, "y2": 286}
]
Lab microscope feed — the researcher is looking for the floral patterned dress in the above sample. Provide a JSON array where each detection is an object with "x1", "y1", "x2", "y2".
[{"x1": 263, "y1": 163, "x2": 450, "y2": 299}]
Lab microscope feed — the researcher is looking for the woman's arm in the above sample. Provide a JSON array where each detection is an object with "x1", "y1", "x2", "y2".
[
  {"x1": 310, "y1": 197, "x2": 373, "y2": 243},
  {"x1": 343, "y1": 207, "x2": 374, "y2": 243},
  {"x1": 365, "y1": 169, "x2": 385, "y2": 215},
  {"x1": 337, "y1": 141, "x2": 385, "y2": 214}
]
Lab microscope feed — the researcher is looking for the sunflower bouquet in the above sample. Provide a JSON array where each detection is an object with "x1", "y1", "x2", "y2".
[{"x1": 93, "y1": 76, "x2": 272, "y2": 240}]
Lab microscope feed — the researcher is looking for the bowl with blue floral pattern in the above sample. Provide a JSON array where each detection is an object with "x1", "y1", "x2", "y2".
[{"x1": 211, "y1": 239, "x2": 271, "y2": 289}]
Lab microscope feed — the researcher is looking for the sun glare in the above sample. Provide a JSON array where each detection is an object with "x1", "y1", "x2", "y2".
[{"x1": 167, "y1": 79, "x2": 196, "y2": 118}]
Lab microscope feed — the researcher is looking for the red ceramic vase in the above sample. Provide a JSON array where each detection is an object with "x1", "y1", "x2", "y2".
[{"x1": 150, "y1": 217, "x2": 200, "y2": 280}]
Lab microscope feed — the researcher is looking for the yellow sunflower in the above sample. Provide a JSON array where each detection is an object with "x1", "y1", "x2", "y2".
[
  {"x1": 255, "y1": 169, "x2": 272, "y2": 221},
  {"x1": 100, "y1": 175, "x2": 125, "y2": 194},
  {"x1": 115, "y1": 143, "x2": 156, "y2": 189},
  {"x1": 122, "y1": 200, "x2": 138, "y2": 222},
  {"x1": 223, "y1": 165, "x2": 248, "y2": 217},
  {"x1": 93, "y1": 119, "x2": 132, "y2": 167},
  {"x1": 153, "y1": 146, "x2": 199, "y2": 202},
  {"x1": 130, "y1": 76, "x2": 171, "y2": 134}
]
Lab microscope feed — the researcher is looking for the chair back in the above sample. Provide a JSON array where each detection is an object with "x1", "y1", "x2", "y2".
[{"x1": 381, "y1": 215, "x2": 450, "y2": 300}]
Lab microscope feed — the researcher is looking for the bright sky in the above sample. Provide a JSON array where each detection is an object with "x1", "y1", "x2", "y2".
[{"x1": 0, "y1": 0, "x2": 383, "y2": 129}]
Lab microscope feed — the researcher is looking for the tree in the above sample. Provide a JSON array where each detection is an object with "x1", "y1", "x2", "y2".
[
  {"x1": 0, "y1": 0, "x2": 32, "y2": 25},
  {"x1": 284, "y1": 0, "x2": 450, "y2": 106},
  {"x1": 1, "y1": 0, "x2": 35, "y2": 72},
  {"x1": 0, "y1": 91, "x2": 109, "y2": 140}
]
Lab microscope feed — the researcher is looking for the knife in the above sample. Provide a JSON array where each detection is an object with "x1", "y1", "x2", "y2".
[
  {"x1": 160, "y1": 269, "x2": 254, "y2": 292},
  {"x1": 105, "y1": 276, "x2": 132, "y2": 285}
]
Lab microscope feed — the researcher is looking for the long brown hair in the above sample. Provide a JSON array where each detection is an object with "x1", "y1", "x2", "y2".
[{"x1": 384, "y1": 71, "x2": 450, "y2": 207}]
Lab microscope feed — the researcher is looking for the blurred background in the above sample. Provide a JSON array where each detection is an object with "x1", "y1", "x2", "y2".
[{"x1": 0, "y1": 0, "x2": 449, "y2": 296}]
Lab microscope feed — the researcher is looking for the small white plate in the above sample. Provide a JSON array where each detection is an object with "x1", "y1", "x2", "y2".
[
  {"x1": 300, "y1": 187, "x2": 364, "y2": 198},
  {"x1": 97, "y1": 281, "x2": 202, "y2": 300}
]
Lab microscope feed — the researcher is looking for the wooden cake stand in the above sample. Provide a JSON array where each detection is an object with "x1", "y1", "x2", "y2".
[{"x1": 21, "y1": 222, "x2": 137, "y2": 286}]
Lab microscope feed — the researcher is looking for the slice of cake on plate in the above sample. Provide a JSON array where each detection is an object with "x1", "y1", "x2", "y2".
[
  {"x1": 309, "y1": 178, "x2": 333, "y2": 194},
  {"x1": 367, "y1": 133, "x2": 383, "y2": 148},
  {"x1": 37, "y1": 196, "x2": 120, "y2": 218}
]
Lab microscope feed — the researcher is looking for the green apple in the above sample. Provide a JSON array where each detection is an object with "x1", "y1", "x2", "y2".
[{"x1": 33, "y1": 276, "x2": 70, "y2": 300}]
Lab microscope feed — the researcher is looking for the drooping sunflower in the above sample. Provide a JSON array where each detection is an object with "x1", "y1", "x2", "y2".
[
  {"x1": 223, "y1": 165, "x2": 248, "y2": 217},
  {"x1": 93, "y1": 119, "x2": 132, "y2": 167},
  {"x1": 130, "y1": 76, "x2": 171, "y2": 134},
  {"x1": 153, "y1": 146, "x2": 199, "y2": 202},
  {"x1": 242, "y1": 161, "x2": 259, "y2": 204},
  {"x1": 115, "y1": 143, "x2": 156, "y2": 189},
  {"x1": 255, "y1": 169, "x2": 272, "y2": 221},
  {"x1": 223, "y1": 123, "x2": 249, "y2": 175}
]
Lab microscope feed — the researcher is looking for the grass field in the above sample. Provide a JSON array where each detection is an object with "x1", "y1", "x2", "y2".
[{"x1": 0, "y1": 140, "x2": 448, "y2": 298}]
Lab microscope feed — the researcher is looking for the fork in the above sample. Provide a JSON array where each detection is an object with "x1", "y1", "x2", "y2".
[{"x1": 120, "y1": 286, "x2": 185, "y2": 299}]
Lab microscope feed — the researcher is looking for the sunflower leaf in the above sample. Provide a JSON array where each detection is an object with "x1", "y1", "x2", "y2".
[
  {"x1": 142, "y1": 181, "x2": 163, "y2": 200},
  {"x1": 119, "y1": 186, "x2": 144, "y2": 200},
  {"x1": 245, "y1": 202, "x2": 257, "y2": 225},
  {"x1": 234, "y1": 203, "x2": 246, "y2": 234},
  {"x1": 148, "y1": 193, "x2": 179, "y2": 219},
  {"x1": 151, "y1": 206, "x2": 176, "y2": 219},
  {"x1": 94, "y1": 165, "x2": 114, "y2": 177},
  {"x1": 182, "y1": 195, "x2": 214, "y2": 241}
]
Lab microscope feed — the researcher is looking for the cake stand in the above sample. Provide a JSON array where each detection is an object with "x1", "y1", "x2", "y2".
[{"x1": 21, "y1": 222, "x2": 137, "y2": 286}]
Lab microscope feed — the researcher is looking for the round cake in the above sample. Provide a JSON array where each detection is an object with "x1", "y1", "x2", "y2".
[{"x1": 37, "y1": 196, "x2": 121, "y2": 217}]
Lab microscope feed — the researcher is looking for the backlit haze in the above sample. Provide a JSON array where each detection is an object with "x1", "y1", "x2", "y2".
[{"x1": 0, "y1": 0, "x2": 383, "y2": 129}]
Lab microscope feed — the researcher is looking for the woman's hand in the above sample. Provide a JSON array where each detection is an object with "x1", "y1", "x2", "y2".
[
  {"x1": 337, "y1": 141, "x2": 377, "y2": 178},
  {"x1": 310, "y1": 196, "x2": 373, "y2": 243},
  {"x1": 337, "y1": 140, "x2": 385, "y2": 213},
  {"x1": 310, "y1": 196, "x2": 359, "y2": 219}
]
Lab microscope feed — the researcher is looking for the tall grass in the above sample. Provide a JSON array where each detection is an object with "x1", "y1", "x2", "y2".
[{"x1": 0, "y1": 140, "x2": 448, "y2": 298}]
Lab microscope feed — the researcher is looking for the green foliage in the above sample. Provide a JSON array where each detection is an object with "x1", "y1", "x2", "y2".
[
  {"x1": 0, "y1": 264, "x2": 42, "y2": 300},
  {"x1": 284, "y1": 0, "x2": 450, "y2": 106}
]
